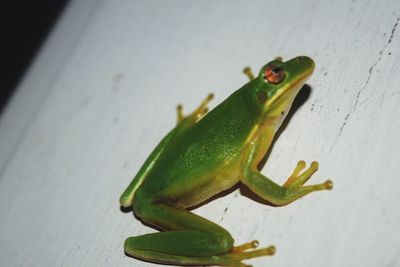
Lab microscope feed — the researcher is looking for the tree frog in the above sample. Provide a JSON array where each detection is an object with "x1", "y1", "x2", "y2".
[{"x1": 120, "y1": 56, "x2": 333, "y2": 266}]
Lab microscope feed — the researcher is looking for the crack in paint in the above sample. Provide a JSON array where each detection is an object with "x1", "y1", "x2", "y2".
[
  {"x1": 330, "y1": 16, "x2": 399, "y2": 150},
  {"x1": 219, "y1": 191, "x2": 238, "y2": 222}
]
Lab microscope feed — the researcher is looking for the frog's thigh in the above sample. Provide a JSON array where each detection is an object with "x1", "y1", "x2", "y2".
[
  {"x1": 125, "y1": 203, "x2": 234, "y2": 259},
  {"x1": 125, "y1": 231, "x2": 233, "y2": 266}
]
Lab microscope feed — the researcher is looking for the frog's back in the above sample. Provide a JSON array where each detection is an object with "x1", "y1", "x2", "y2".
[{"x1": 137, "y1": 84, "x2": 261, "y2": 205}]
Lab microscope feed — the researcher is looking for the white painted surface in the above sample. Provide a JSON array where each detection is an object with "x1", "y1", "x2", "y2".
[{"x1": 0, "y1": 0, "x2": 399, "y2": 266}]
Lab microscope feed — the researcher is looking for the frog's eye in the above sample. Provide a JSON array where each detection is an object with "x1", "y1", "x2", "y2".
[{"x1": 264, "y1": 66, "x2": 285, "y2": 84}]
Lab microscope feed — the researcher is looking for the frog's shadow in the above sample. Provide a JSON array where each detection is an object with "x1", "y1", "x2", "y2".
[{"x1": 190, "y1": 84, "x2": 312, "y2": 209}]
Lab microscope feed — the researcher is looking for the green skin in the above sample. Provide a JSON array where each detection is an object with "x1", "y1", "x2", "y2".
[{"x1": 120, "y1": 56, "x2": 333, "y2": 267}]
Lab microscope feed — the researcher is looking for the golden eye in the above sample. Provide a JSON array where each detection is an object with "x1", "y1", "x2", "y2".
[{"x1": 264, "y1": 66, "x2": 285, "y2": 84}]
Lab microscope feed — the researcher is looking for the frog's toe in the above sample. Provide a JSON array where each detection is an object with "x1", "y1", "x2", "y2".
[
  {"x1": 323, "y1": 179, "x2": 334, "y2": 190},
  {"x1": 232, "y1": 240, "x2": 259, "y2": 253},
  {"x1": 176, "y1": 104, "x2": 184, "y2": 122},
  {"x1": 206, "y1": 92, "x2": 214, "y2": 102}
]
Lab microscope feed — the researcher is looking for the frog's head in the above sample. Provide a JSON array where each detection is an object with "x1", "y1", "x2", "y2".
[{"x1": 255, "y1": 56, "x2": 315, "y2": 119}]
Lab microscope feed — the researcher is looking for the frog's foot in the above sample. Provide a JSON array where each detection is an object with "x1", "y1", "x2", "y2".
[
  {"x1": 177, "y1": 93, "x2": 214, "y2": 124},
  {"x1": 243, "y1": 67, "x2": 255, "y2": 81},
  {"x1": 283, "y1": 161, "x2": 333, "y2": 191},
  {"x1": 220, "y1": 242, "x2": 276, "y2": 267}
]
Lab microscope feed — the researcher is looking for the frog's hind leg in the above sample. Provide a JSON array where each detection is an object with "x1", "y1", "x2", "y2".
[
  {"x1": 125, "y1": 202, "x2": 274, "y2": 266},
  {"x1": 177, "y1": 93, "x2": 213, "y2": 124},
  {"x1": 126, "y1": 233, "x2": 274, "y2": 267}
]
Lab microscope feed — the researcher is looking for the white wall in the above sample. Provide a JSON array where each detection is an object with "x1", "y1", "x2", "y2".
[{"x1": 1, "y1": 0, "x2": 399, "y2": 266}]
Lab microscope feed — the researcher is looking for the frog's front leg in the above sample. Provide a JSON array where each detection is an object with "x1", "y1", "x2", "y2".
[
  {"x1": 240, "y1": 129, "x2": 333, "y2": 206},
  {"x1": 124, "y1": 201, "x2": 275, "y2": 266},
  {"x1": 243, "y1": 67, "x2": 255, "y2": 81}
]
